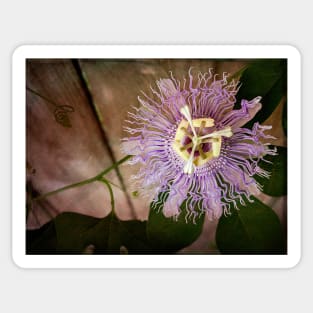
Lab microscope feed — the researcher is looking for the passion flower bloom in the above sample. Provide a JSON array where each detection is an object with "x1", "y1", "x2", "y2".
[{"x1": 122, "y1": 69, "x2": 276, "y2": 220}]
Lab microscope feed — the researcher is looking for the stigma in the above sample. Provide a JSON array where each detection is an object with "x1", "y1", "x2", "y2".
[{"x1": 173, "y1": 105, "x2": 233, "y2": 174}]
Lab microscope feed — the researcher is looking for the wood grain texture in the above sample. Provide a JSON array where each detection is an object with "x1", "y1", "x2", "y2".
[{"x1": 26, "y1": 59, "x2": 130, "y2": 228}]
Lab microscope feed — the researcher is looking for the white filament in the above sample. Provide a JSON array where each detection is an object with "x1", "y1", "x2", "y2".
[
  {"x1": 180, "y1": 105, "x2": 197, "y2": 138},
  {"x1": 198, "y1": 127, "x2": 232, "y2": 140}
]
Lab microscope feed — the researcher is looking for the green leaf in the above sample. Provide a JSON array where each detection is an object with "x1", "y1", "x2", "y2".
[
  {"x1": 216, "y1": 196, "x2": 286, "y2": 254},
  {"x1": 147, "y1": 196, "x2": 205, "y2": 253},
  {"x1": 235, "y1": 59, "x2": 287, "y2": 126},
  {"x1": 118, "y1": 220, "x2": 151, "y2": 254},
  {"x1": 254, "y1": 146, "x2": 287, "y2": 197},
  {"x1": 27, "y1": 212, "x2": 152, "y2": 254},
  {"x1": 26, "y1": 222, "x2": 57, "y2": 254},
  {"x1": 53, "y1": 212, "x2": 105, "y2": 253}
]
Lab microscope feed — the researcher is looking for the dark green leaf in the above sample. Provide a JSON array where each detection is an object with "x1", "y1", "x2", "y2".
[
  {"x1": 26, "y1": 222, "x2": 57, "y2": 254},
  {"x1": 147, "y1": 196, "x2": 205, "y2": 253},
  {"x1": 235, "y1": 59, "x2": 287, "y2": 126},
  {"x1": 26, "y1": 212, "x2": 152, "y2": 254},
  {"x1": 216, "y1": 196, "x2": 286, "y2": 254},
  {"x1": 53, "y1": 212, "x2": 105, "y2": 253},
  {"x1": 254, "y1": 146, "x2": 287, "y2": 197},
  {"x1": 118, "y1": 220, "x2": 152, "y2": 254}
]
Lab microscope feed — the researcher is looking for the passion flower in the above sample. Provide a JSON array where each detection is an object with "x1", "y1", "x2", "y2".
[{"x1": 122, "y1": 69, "x2": 276, "y2": 220}]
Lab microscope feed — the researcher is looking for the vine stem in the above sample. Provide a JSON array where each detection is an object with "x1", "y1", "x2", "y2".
[
  {"x1": 99, "y1": 178, "x2": 115, "y2": 213},
  {"x1": 33, "y1": 155, "x2": 131, "y2": 202}
]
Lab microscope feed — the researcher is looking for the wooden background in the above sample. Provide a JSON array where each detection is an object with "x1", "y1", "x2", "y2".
[{"x1": 26, "y1": 59, "x2": 287, "y2": 253}]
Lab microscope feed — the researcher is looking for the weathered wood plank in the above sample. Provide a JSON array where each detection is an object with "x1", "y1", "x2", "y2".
[{"x1": 26, "y1": 59, "x2": 131, "y2": 229}]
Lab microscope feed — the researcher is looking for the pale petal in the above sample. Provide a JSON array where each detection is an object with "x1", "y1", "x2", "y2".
[
  {"x1": 163, "y1": 175, "x2": 190, "y2": 218},
  {"x1": 163, "y1": 198, "x2": 181, "y2": 218},
  {"x1": 220, "y1": 96, "x2": 262, "y2": 129},
  {"x1": 157, "y1": 78, "x2": 179, "y2": 98},
  {"x1": 121, "y1": 139, "x2": 142, "y2": 155}
]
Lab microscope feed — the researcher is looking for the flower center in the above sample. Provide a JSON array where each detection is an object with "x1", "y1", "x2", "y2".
[{"x1": 173, "y1": 105, "x2": 233, "y2": 174}]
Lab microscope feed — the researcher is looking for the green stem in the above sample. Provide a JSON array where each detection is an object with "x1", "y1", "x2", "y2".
[
  {"x1": 98, "y1": 178, "x2": 115, "y2": 213},
  {"x1": 33, "y1": 155, "x2": 131, "y2": 202},
  {"x1": 95, "y1": 155, "x2": 131, "y2": 179},
  {"x1": 104, "y1": 179, "x2": 123, "y2": 191}
]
